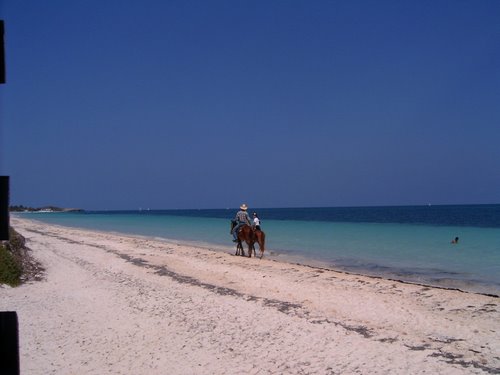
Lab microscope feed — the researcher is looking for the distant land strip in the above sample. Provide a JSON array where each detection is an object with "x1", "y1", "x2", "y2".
[{"x1": 9, "y1": 205, "x2": 83, "y2": 213}]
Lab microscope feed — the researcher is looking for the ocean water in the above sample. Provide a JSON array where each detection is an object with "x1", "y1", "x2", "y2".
[{"x1": 15, "y1": 205, "x2": 500, "y2": 296}]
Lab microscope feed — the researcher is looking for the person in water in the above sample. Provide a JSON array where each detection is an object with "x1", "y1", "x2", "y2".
[
  {"x1": 232, "y1": 204, "x2": 252, "y2": 242},
  {"x1": 451, "y1": 236, "x2": 459, "y2": 244},
  {"x1": 252, "y1": 212, "x2": 261, "y2": 231}
]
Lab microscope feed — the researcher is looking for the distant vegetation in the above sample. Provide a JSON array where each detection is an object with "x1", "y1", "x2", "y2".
[
  {"x1": 0, "y1": 227, "x2": 44, "y2": 286},
  {"x1": 9, "y1": 205, "x2": 83, "y2": 212}
]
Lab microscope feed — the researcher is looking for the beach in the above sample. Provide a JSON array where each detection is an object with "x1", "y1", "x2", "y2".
[{"x1": 1, "y1": 218, "x2": 499, "y2": 374}]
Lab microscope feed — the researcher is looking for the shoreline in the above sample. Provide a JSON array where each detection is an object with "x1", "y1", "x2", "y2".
[
  {"x1": 1, "y1": 217, "x2": 499, "y2": 374},
  {"x1": 13, "y1": 215, "x2": 500, "y2": 297}
]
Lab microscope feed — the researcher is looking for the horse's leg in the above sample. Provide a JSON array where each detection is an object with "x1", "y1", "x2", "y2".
[
  {"x1": 248, "y1": 228, "x2": 256, "y2": 258},
  {"x1": 254, "y1": 237, "x2": 261, "y2": 258},
  {"x1": 240, "y1": 243, "x2": 245, "y2": 256},
  {"x1": 235, "y1": 242, "x2": 240, "y2": 256},
  {"x1": 247, "y1": 241, "x2": 255, "y2": 258},
  {"x1": 258, "y1": 231, "x2": 265, "y2": 259},
  {"x1": 253, "y1": 240, "x2": 260, "y2": 258},
  {"x1": 239, "y1": 240, "x2": 246, "y2": 256},
  {"x1": 235, "y1": 230, "x2": 246, "y2": 256}
]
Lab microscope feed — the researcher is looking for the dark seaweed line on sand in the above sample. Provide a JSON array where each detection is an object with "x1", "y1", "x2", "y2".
[
  {"x1": 285, "y1": 261, "x2": 499, "y2": 299},
  {"x1": 429, "y1": 351, "x2": 500, "y2": 374},
  {"x1": 404, "y1": 344, "x2": 500, "y2": 374}
]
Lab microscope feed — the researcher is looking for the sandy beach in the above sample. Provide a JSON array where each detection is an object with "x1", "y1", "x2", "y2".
[{"x1": 1, "y1": 218, "x2": 499, "y2": 374}]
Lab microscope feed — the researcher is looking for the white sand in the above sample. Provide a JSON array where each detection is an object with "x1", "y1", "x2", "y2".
[{"x1": 1, "y1": 218, "x2": 499, "y2": 374}]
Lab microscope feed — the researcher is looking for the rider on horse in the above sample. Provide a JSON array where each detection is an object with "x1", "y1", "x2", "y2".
[
  {"x1": 232, "y1": 203, "x2": 252, "y2": 242},
  {"x1": 252, "y1": 212, "x2": 261, "y2": 231}
]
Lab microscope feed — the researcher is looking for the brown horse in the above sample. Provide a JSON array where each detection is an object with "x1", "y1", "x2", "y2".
[
  {"x1": 230, "y1": 221, "x2": 266, "y2": 258},
  {"x1": 235, "y1": 224, "x2": 255, "y2": 257}
]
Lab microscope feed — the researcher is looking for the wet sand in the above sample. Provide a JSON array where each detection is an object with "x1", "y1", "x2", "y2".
[{"x1": 1, "y1": 218, "x2": 499, "y2": 374}]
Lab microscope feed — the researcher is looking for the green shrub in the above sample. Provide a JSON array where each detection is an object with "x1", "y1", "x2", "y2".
[
  {"x1": 0, "y1": 243, "x2": 22, "y2": 286},
  {"x1": 8, "y1": 228, "x2": 26, "y2": 255}
]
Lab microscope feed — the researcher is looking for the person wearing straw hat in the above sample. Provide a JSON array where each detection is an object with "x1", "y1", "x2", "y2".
[{"x1": 232, "y1": 203, "x2": 252, "y2": 242}]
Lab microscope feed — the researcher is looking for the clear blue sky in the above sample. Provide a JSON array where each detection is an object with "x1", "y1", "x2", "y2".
[{"x1": 1, "y1": 1, "x2": 499, "y2": 210}]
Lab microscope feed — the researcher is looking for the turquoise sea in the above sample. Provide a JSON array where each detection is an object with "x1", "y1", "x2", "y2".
[{"x1": 15, "y1": 205, "x2": 500, "y2": 296}]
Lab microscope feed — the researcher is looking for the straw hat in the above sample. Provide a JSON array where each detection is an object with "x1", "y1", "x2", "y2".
[{"x1": 240, "y1": 204, "x2": 248, "y2": 210}]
